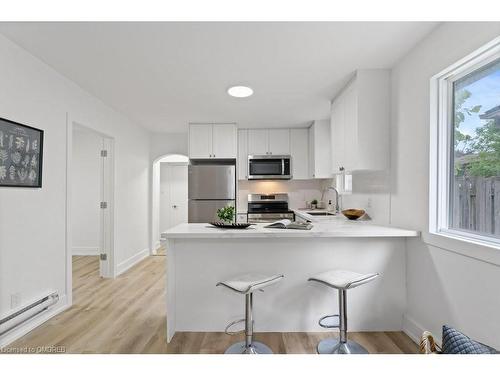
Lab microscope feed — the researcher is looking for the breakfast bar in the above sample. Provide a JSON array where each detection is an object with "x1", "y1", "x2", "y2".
[{"x1": 164, "y1": 220, "x2": 419, "y2": 342}]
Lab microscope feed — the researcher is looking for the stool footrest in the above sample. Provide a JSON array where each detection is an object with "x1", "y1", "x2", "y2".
[
  {"x1": 224, "y1": 318, "x2": 246, "y2": 335},
  {"x1": 319, "y1": 314, "x2": 340, "y2": 328}
]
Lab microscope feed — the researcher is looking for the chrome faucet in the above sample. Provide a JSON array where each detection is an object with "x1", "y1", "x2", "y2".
[{"x1": 327, "y1": 186, "x2": 341, "y2": 213}]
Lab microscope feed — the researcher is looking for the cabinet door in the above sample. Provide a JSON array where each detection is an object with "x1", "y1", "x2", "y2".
[
  {"x1": 189, "y1": 124, "x2": 212, "y2": 159},
  {"x1": 290, "y1": 128, "x2": 309, "y2": 179},
  {"x1": 237, "y1": 129, "x2": 248, "y2": 180},
  {"x1": 248, "y1": 129, "x2": 269, "y2": 155},
  {"x1": 268, "y1": 129, "x2": 290, "y2": 155},
  {"x1": 212, "y1": 123, "x2": 237, "y2": 158},
  {"x1": 312, "y1": 120, "x2": 332, "y2": 178},
  {"x1": 308, "y1": 125, "x2": 315, "y2": 178},
  {"x1": 330, "y1": 99, "x2": 342, "y2": 172},
  {"x1": 342, "y1": 82, "x2": 358, "y2": 172}
]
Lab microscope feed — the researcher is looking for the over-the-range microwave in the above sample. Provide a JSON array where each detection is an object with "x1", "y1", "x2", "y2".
[{"x1": 247, "y1": 155, "x2": 292, "y2": 180}]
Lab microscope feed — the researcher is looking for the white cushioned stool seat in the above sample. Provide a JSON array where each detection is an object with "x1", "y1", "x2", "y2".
[
  {"x1": 217, "y1": 273, "x2": 284, "y2": 294},
  {"x1": 308, "y1": 269, "x2": 378, "y2": 290}
]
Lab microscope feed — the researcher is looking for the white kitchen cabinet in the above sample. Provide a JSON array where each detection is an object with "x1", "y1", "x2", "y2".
[
  {"x1": 247, "y1": 129, "x2": 269, "y2": 155},
  {"x1": 248, "y1": 128, "x2": 290, "y2": 155},
  {"x1": 212, "y1": 123, "x2": 237, "y2": 158},
  {"x1": 290, "y1": 128, "x2": 309, "y2": 179},
  {"x1": 330, "y1": 69, "x2": 390, "y2": 173},
  {"x1": 268, "y1": 129, "x2": 290, "y2": 155},
  {"x1": 189, "y1": 123, "x2": 237, "y2": 159},
  {"x1": 308, "y1": 120, "x2": 332, "y2": 179},
  {"x1": 189, "y1": 124, "x2": 212, "y2": 159},
  {"x1": 237, "y1": 129, "x2": 248, "y2": 180}
]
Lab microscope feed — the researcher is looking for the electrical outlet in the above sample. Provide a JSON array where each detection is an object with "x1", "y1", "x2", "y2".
[
  {"x1": 367, "y1": 198, "x2": 372, "y2": 209},
  {"x1": 10, "y1": 292, "x2": 21, "y2": 309}
]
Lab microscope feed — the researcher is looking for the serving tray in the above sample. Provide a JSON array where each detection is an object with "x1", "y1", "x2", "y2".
[{"x1": 210, "y1": 222, "x2": 252, "y2": 229}]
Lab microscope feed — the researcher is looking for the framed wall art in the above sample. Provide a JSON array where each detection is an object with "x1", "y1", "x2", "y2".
[{"x1": 0, "y1": 117, "x2": 44, "y2": 188}]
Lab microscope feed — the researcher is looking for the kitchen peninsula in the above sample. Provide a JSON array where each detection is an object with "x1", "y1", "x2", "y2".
[{"x1": 164, "y1": 218, "x2": 418, "y2": 342}]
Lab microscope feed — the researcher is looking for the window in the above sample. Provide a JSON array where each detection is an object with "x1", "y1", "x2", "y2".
[{"x1": 431, "y1": 37, "x2": 500, "y2": 247}]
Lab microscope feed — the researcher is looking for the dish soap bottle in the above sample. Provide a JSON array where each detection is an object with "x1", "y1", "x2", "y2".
[{"x1": 327, "y1": 200, "x2": 333, "y2": 212}]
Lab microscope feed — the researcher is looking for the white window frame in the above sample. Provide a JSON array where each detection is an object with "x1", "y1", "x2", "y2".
[{"x1": 430, "y1": 36, "x2": 500, "y2": 250}]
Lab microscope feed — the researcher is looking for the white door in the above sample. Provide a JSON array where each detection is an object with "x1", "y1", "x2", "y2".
[
  {"x1": 248, "y1": 129, "x2": 269, "y2": 155},
  {"x1": 268, "y1": 129, "x2": 290, "y2": 155},
  {"x1": 169, "y1": 165, "x2": 188, "y2": 227},
  {"x1": 99, "y1": 137, "x2": 113, "y2": 278},
  {"x1": 189, "y1": 124, "x2": 212, "y2": 158},
  {"x1": 290, "y1": 128, "x2": 309, "y2": 179},
  {"x1": 212, "y1": 123, "x2": 237, "y2": 158},
  {"x1": 237, "y1": 129, "x2": 248, "y2": 180},
  {"x1": 160, "y1": 164, "x2": 188, "y2": 233}
]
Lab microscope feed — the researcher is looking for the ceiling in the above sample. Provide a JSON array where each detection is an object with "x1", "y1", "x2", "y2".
[{"x1": 0, "y1": 22, "x2": 438, "y2": 133}]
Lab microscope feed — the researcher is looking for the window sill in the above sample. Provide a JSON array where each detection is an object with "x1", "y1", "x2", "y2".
[{"x1": 423, "y1": 230, "x2": 500, "y2": 266}]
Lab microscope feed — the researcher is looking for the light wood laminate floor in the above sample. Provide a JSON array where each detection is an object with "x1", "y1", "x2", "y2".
[{"x1": 8, "y1": 255, "x2": 418, "y2": 354}]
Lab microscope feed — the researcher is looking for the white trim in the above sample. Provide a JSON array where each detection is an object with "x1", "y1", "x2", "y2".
[
  {"x1": 429, "y1": 36, "x2": 500, "y2": 251},
  {"x1": 115, "y1": 248, "x2": 150, "y2": 276},
  {"x1": 0, "y1": 295, "x2": 69, "y2": 348},
  {"x1": 72, "y1": 247, "x2": 99, "y2": 256},
  {"x1": 402, "y1": 313, "x2": 427, "y2": 345}
]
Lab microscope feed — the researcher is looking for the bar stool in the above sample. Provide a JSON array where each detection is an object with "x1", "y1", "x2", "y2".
[
  {"x1": 308, "y1": 269, "x2": 379, "y2": 354},
  {"x1": 217, "y1": 273, "x2": 284, "y2": 354}
]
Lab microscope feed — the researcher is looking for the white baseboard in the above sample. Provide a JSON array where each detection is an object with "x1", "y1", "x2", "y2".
[
  {"x1": 0, "y1": 295, "x2": 69, "y2": 348},
  {"x1": 72, "y1": 246, "x2": 99, "y2": 256},
  {"x1": 402, "y1": 313, "x2": 426, "y2": 344},
  {"x1": 116, "y1": 248, "x2": 149, "y2": 276}
]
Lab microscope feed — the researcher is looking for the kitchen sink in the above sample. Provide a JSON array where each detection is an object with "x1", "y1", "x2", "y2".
[{"x1": 306, "y1": 212, "x2": 336, "y2": 216}]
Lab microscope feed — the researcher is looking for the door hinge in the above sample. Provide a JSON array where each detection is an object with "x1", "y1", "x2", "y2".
[
  {"x1": 100, "y1": 201, "x2": 108, "y2": 209},
  {"x1": 100, "y1": 150, "x2": 108, "y2": 157},
  {"x1": 100, "y1": 253, "x2": 107, "y2": 261}
]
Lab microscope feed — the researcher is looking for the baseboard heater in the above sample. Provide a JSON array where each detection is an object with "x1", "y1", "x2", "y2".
[{"x1": 0, "y1": 292, "x2": 59, "y2": 336}]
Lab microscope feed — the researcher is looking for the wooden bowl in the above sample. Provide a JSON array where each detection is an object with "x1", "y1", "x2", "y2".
[{"x1": 341, "y1": 209, "x2": 366, "y2": 220}]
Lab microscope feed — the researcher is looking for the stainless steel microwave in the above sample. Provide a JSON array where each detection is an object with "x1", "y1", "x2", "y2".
[{"x1": 247, "y1": 155, "x2": 292, "y2": 180}]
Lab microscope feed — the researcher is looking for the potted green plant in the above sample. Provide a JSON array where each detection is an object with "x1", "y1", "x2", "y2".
[
  {"x1": 217, "y1": 205, "x2": 235, "y2": 224},
  {"x1": 311, "y1": 199, "x2": 318, "y2": 210}
]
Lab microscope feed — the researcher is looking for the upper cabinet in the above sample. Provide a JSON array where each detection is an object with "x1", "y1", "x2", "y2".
[
  {"x1": 248, "y1": 128, "x2": 290, "y2": 155},
  {"x1": 290, "y1": 128, "x2": 309, "y2": 179},
  {"x1": 330, "y1": 69, "x2": 390, "y2": 173},
  {"x1": 189, "y1": 123, "x2": 237, "y2": 159},
  {"x1": 308, "y1": 120, "x2": 332, "y2": 179},
  {"x1": 268, "y1": 129, "x2": 290, "y2": 155}
]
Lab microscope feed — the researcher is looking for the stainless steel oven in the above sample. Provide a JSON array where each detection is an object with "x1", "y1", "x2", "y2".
[
  {"x1": 247, "y1": 155, "x2": 291, "y2": 180},
  {"x1": 247, "y1": 193, "x2": 295, "y2": 223}
]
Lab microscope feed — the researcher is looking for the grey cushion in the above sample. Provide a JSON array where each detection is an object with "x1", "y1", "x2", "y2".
[{"x1": 442, "y1": 325, "x2": 497, "y2": 354}]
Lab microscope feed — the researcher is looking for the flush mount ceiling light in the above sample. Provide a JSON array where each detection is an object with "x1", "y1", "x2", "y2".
[{"x1": 227, "y1": 85, "x2": 253, "y2": 98}]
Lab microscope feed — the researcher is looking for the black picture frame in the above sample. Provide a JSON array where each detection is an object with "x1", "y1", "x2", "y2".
[{"x1": 0, "y1": 116, "x2": 44, "y2": 188}]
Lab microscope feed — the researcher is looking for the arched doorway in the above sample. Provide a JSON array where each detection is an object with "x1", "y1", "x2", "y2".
[{"x1": 151, "y1": 154, "x2": 189, "y2": 254}]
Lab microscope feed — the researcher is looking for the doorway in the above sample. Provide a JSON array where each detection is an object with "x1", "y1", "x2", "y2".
[
  {"x1": 151, "y1": 154, "x2": 188, "y2": 255},
  {"x1": 68, "y1": 122, "x2": 114, "y2": 281}
]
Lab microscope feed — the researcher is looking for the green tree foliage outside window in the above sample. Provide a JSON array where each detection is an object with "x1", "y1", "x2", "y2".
[{"x1": 454, "y1": 89, "x2": 500, "y2": 178}]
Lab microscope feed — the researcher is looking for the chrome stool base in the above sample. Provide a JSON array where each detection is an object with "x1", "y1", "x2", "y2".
[
  {"x1": 317, "y1": 338, "x2": 368, "y2": 354},
  {"x1": 225, "y1": 341, "x2": 273, "y2": 354}
]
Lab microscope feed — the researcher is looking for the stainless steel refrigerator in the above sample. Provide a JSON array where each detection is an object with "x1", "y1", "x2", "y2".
[{"x1": 188, "y1": 163, "x2": 236, "y2": 223}]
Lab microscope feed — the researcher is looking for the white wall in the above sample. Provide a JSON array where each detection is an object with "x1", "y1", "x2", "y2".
[
  {"x1": 390, "y1": 22, "x2": 500, "y2": 348},
  {"x1": 0, "y1": 33, "x2": 150, "y2": 346},
  {"x1": 150, "y1": 132, "x2": 188, "y2": 163},
  {"x1": 71, "y1": 128, "x2": 101, "y2": 255}
]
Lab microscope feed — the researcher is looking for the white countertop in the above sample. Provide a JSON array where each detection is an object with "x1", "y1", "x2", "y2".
[{"x1": 165, "y1": 220, "x2": 419, "y2": 239}]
